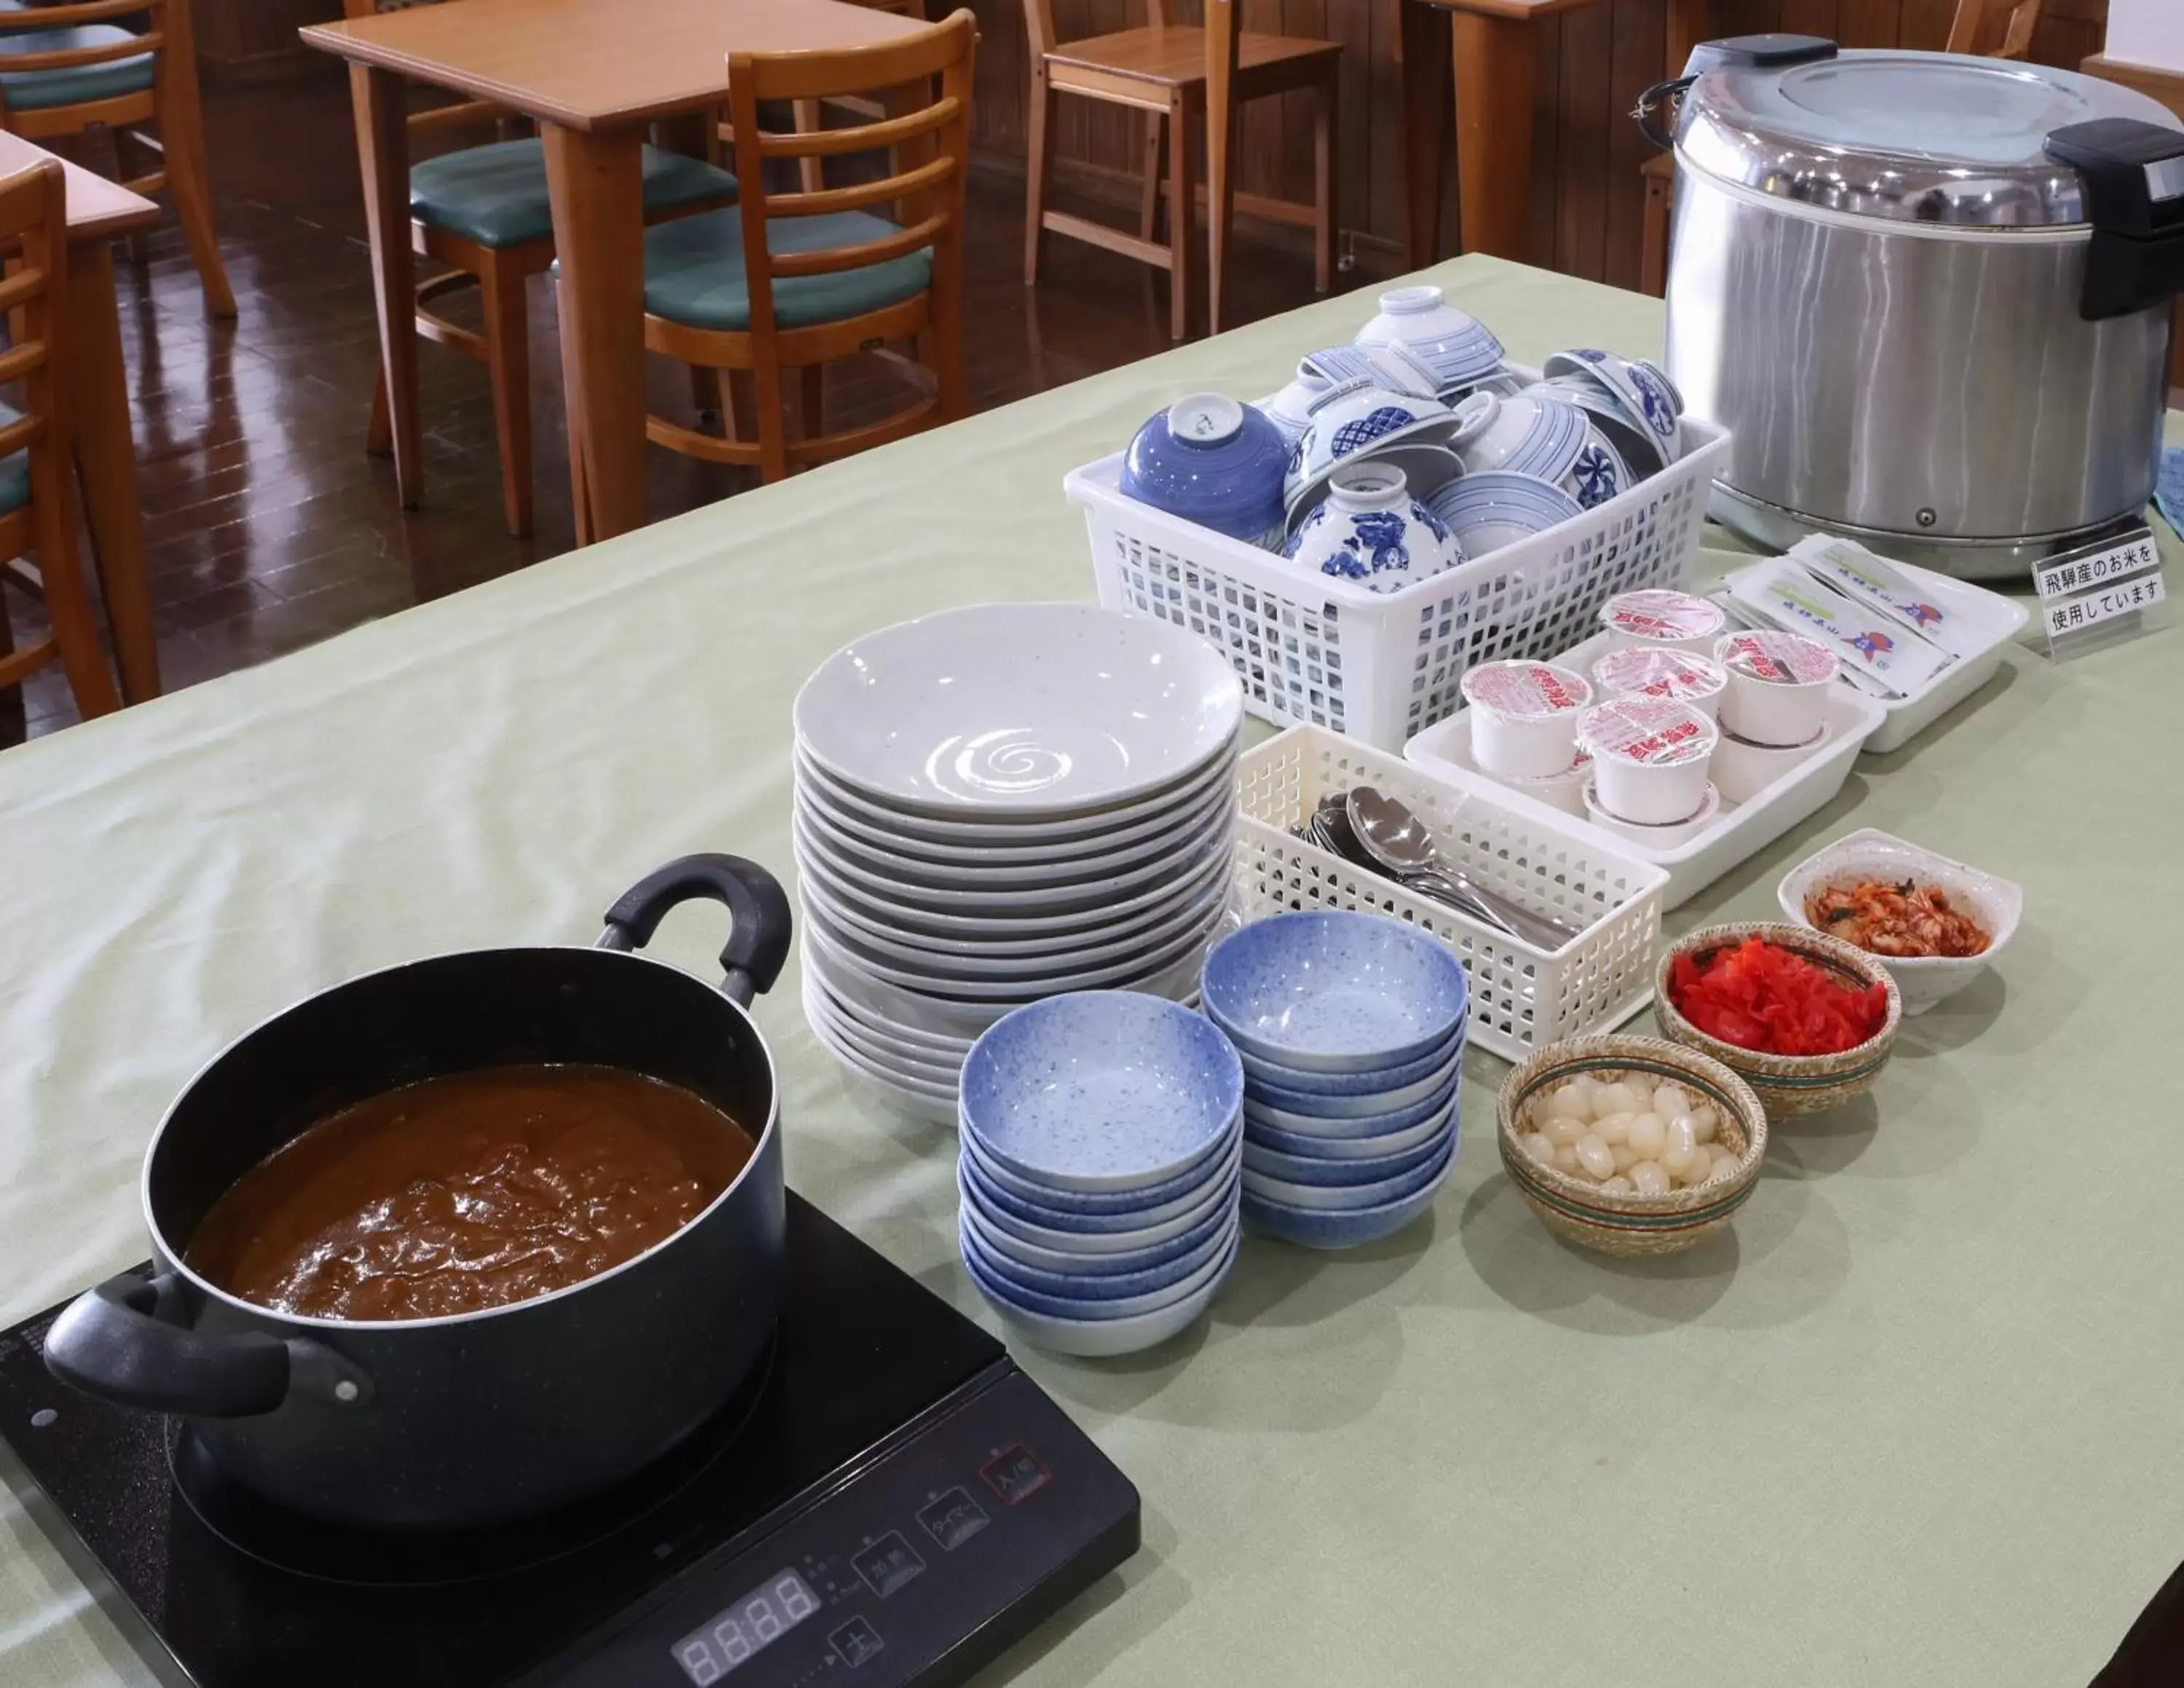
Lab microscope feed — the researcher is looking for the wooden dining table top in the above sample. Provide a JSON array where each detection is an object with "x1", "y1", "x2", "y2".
[
  {"x1": 0, "y1": 131, "x2": 158, "y2": 244},
  {"x1": 299, "y1": 0, "x2": 935, "y2": 130}
]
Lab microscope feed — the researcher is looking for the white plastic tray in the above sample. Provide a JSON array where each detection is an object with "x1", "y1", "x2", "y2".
[
  {"x1": 1235, "y1": 725, "x2": 1669, "y2": 1061},
  {"x1": 1712, "y1": 554, "x2": 2030, "y2": 756},
  {"x1": 1067, "y1": 382, "x2": 1731, "y2": 753},
  {"x1": 1403, "y1": 632, "x2": 1888, "y2": 910}
]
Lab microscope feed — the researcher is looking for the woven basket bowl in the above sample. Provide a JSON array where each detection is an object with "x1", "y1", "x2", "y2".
[
  {"x1": 1496, "y1": 1033, "x2": 1768, "y2": 1258},
  {"x1": 1653, "y1": 922, "x2": 1903, "y2": 1119}
]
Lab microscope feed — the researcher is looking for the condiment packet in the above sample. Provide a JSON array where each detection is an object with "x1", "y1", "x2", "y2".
[
  {"x1": 1726, "y1": 564, "x2": 1953, "y2": 698},
  {"x1": 1300, "y1": 344, "x2": 1441, "y2": 400},
  {"x1": 1788, "y1": 535, "x2": 1979, "y2": 660}
]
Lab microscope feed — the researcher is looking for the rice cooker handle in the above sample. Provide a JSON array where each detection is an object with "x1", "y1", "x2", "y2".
[
  {"x1": 1633, "y1": 33, "x2": 1837, "y2": 151},
  {"x1": 2044, "y1": 118, "x2": 2184, "y2": 321},
  {"x1": 599, "y1": 854, "x2": 794, "y2": 1009},
  {"x1": 44, "y1": 1269, "x2": 371, "y2": 1417}
]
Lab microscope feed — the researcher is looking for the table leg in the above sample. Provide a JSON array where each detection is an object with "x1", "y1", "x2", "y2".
[
  {"x1": 68, "y1": 242, "x2": 157, "y2": 703},
  {"x1": 1203, "y1": 0, "x2": 1238, "y2": 336},
  {"x1": 1397, "y1": 0, "x2": 1452, "y2": 271},
  {"x1": 1452, "y1": 9, "x2": 1537, "y2": 261},
  {"x1": 349, "y1": 63, "x2": 421, "y2": 509},
  {"x1": 542, "y1": 123, "x2": 648, "y2": 542}
]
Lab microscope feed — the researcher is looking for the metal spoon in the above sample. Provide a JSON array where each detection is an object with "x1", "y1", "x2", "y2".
[
  {"x1": 1343, "y1": 786, "x2": 1578, "y2": 949},
  {"x1": 1305, "y1": 787, "x2": 1524, "y2": 938}
]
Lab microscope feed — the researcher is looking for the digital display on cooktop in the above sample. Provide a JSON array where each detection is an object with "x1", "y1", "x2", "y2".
[{"x1": 670, "y1": 1569, "x2": 821, "y2": 1684}]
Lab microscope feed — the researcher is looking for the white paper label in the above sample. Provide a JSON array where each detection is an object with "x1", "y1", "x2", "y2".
[
  {"x1": 2033, "y1": 532, "x2": 2161, "y2": 602},
  {"x1": 2042, "y1": 571, "x2": 2167, "y2": 640}
]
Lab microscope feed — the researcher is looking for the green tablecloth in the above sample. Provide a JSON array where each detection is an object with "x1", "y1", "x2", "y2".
[{"x1": 3, "y1": 255, "x2": 2179, "y2": 1687}]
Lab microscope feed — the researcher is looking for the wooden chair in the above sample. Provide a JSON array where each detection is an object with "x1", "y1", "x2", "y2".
[
  {"x1": 0, "y1": 0, "x2": 232, "y2": 317},
  {"x1": 0, "y1": 158, "x2": 122, "y2": 725},
  {"x1": 1947, "y1": 0, "x2": 2043, "y2": 59},
  {"x1": 1022, "y1": 0, "x2": 1339, "y2": 341},
  {"x1": 346, "y1": 0, "x2": 737, "y2": 537},
  {"x1": 1640, "y1": 0, "x2": 2046, "y2": 296},
  {"x1": 783, "y1": 0, "x2": 925, "y2": 194},
  {"x1": 614, "y1": 8, "x2": 974, "y2": 493}
]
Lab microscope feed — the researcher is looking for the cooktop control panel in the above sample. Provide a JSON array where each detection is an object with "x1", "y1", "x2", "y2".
[{"x1": 539, "y1": 1367, "x2": 1139, "y2": 1688}]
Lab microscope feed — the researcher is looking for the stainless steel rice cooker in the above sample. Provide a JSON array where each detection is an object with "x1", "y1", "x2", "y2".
[{"x1": 1640, "y1": 37, "x2": 2184, "y2": 577}]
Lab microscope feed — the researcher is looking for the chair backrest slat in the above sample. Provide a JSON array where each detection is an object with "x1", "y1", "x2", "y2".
[
  {"x1": 0, "y1": 33, "x2": 165, "y2": 74},
  {"x1": 0, "y1": 0, "x2": 162, "y2": 29},
  {"x1": 770, "y1": 212, "x2": 946, "y2": 279},
  {"x1": 1946, "y1": 0, "x2": 2043, "y2": 60},
  {"x1": 766, "y1": 154, "x2": 955, "y2": 221},
  {"x1": 722, "y1": 9, "x2": 976, "y2": 343},
  {"x1": 756, "y1": 93, "x2": 962, "y2": 162},
  {"x1": 342, "y1": 0, "x2": 515, "y2": 133}
]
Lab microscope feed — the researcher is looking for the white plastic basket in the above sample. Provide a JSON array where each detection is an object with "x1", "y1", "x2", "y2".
[
  {"x1": 1233, "y1": 726, "x2": 1669, "y2": 1062},
  {"x1": 1067, "y1": 409, "x2": 1733, "y2": 753}
]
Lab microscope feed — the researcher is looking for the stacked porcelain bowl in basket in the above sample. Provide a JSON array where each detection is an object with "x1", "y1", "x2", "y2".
[
  {"x1": 792, "y1": 605, "x2": 1244, "y2": 1124},
  {"x1": 956, "y1": 993, "x2": 1245, "y2": 1357},
  {"x1": 1202, "y1": 912, "x2": 1468, "y2": 1249}
]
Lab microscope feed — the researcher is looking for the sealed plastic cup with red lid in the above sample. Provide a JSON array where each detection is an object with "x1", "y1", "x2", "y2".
[
  {"x1": 1597, "y1": 589, "x2": 1727, "y2": 655},
  {"x1": 1576, "y1": 695, "x2": 1718, "y2": 824},
  {"x1": 1588, "y1": 645, "x2": 1728, "y2": 721},
  {"x1": 1712, "y1": 628, "x2": 1837, "y2": 747},
  {"x1": 1458, "y1": 659, "x2": 1593, "y2": 780}
]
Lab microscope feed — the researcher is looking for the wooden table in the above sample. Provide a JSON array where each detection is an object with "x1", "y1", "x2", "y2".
[
  {"x1": 300, "y1": 0, "x2": 930, "y2": 544},
  {"x1": 0, "y1": 133, "x2": 162, "y2": 703},
  {"x1": 1203, "y1": 0, "x2": 1606, "y2": 334}
]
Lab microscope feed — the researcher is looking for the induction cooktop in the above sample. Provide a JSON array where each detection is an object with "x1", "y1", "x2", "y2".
[{"x1": 0, "y1": 1194, "x2": 1141, "y2": 1687}]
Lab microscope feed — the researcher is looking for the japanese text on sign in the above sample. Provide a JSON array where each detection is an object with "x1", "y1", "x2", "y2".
[
  {"x1": 2034, "y1": 534, "x2": 2159, "y2": 600},
  {"x1": 2043, "y1": 572, "x2": 2166, "y2": 639}
]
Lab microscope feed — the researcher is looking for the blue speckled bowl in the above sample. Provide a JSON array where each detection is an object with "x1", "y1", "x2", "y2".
[
  {"x1": 1243, "y1": 1073, "x2": 1458, "y2": 1140},
  {"x1": 1245, "y1": 1039, "x2": 1465, "y2": 1120},
  {"x1": 960, "y1": 1138, "x2": 1242, "y2": 1231},
  {"x1": 958, "y1": 1120, "x2": 1236, "y2": 1210},
  {"x1": 964, "y1": 1223, "x2": 1240, "y2": 1324},
  {"x1": 1238, "y1": 1025, "x2": 1463, "y2": 1097},
  {"x1": 1120, "y1": 393, "x2": 1289, "y2": 547},
  {"x1": 1201, "y1": 912, "x2": 1469, "y2": 1073},
  {"x1": 960, "y1": 992, "x2": 1245, "y2": 1194},
  {"x1": 1245, "y1": 1089, "x2": 1457, "y2": 1162},
  {"x1": 962, "y1": 1185, "x2": 1234, "y2": 1277},
  {"x1": 1241, "y1": 1147, "x2": 1457, "y2": 1250},
  {"x1": 962, "y1": 1163, "x2": 1235, "y2": 1250},
  {"x1": 1243, "y1": 1135, "x2": 1455, "y2": 1212},
  {"x1": 1243, "y1": 1115, "x2": 1454, "y2": 1187},
  {"x1": 961, "y1": 1210, "x2": 1235, "y2": 1304}
]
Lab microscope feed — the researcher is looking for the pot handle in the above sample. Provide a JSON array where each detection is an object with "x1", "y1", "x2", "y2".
[
  {"x1": 1632, "y1": 76, "x2": 1693, "y2": 152},
  {"x1": 44, "y1": 1270, "x2": 370, "y2": 1417},
  {"x1": 2043, "y1": 119, "x2": 2184, "y2": 320},
  {"x1": 1632, "y1": 34, "x2": 1838, "y2": 151},
  {"x1": 598, "y1": 854, "x2": 793, "y2": 1009}
]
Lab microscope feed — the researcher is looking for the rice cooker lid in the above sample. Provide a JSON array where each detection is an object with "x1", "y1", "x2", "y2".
[{"x1": 1679, "y1": 48, "x2": 2184, "y2": 228}]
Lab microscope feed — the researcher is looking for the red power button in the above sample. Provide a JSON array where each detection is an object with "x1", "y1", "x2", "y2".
[{"x1": 978, "y1": 1445, "x2": 1052, "y2": 1507}]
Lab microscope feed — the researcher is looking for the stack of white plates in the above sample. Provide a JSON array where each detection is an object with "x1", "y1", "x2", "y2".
[{"x1": 793, "y1": 604, "x2": 1246, "y2": 1123}]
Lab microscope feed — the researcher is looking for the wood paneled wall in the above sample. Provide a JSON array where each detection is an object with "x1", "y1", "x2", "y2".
[
  {"x1": 968, "y1": 0, "x2": 2111, "y2": 288},
  {"x1": 194, "y1": 0, "x2": 342, "y2": 84}
]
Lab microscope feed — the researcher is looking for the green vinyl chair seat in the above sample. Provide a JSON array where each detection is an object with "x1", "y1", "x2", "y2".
[
  {"x1": 0, "y1": 401, "x2": 31, "y2": 518},
  {"x1": 408, "y1": 139, "x2": 737, "y2": 251},
  {"x1": 638, "y1": 208, "x2": 933, "y2": 334},
  {"x1": 0, "y1": 23, "x2": 154, "y2": 113}
]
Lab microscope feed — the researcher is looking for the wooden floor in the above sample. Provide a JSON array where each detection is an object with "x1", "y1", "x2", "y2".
[{"x1": 2, "y1": 74, "x2": 1342, "y2": 745}]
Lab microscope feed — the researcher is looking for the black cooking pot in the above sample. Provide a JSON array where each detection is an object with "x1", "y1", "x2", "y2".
[{"x1": 43, "y1": 855, "x2": 793, "y2": 1532}]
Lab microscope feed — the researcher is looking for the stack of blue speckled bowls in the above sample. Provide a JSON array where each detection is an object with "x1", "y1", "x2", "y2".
[
  {"x1": 956, "y1": 992, "x2": 1244, "y2": 1357},
  {"x1": 1201, "y1": 911, "x2": 1468, "y2": 1249}
]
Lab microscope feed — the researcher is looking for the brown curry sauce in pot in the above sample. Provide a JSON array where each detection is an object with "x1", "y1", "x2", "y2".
[{"x1": 185, "y1": 1065, "x2": 755, "y2": 1321}]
